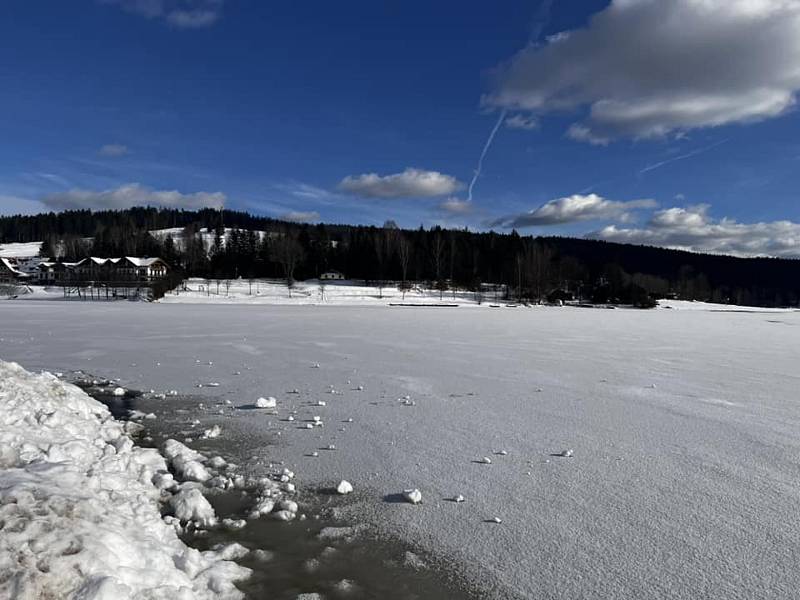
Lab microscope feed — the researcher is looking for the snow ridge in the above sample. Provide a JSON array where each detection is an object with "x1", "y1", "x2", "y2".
[{"x1": 0, "y1": 360, "x2": 250, "y2": 600}]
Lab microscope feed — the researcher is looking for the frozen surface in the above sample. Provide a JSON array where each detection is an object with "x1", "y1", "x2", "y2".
[
  {"x1": 0, "y1": 360, "x2": 250, "y2": 599},
  {"x1": 2, "y1": 301, "x2": 800, "y2": 598}
]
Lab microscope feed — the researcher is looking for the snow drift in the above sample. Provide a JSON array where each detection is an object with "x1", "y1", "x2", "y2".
[{"x1": 0, "y1": 360, "x2": 250, "y2": 600}]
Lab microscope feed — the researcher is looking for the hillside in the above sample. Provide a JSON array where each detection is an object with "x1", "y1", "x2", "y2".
[{"x1": 1, "y1": 207, "x2": 798, "y2": 307}]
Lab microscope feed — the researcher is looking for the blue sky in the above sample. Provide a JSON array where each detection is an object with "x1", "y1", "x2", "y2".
[{"x1": 2, "y1": 0, "x2": 800, "y2": 257}]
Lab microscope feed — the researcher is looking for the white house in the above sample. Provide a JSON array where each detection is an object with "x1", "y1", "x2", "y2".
[{"x1": 319, "y1": 270, "x2": 345, "y2": 281}]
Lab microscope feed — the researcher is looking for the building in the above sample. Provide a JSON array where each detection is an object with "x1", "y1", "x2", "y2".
[
  {"x1": 0, "y1": 258, "x2": 30, "y2": 283},
  {"x1": 120, "y1": 257, "x2": 169, "y2": 279},
  {"x1": 319, "y1": 270, "x2": 345, "y2": 281},
  {"x1": 34, "y1": 257, "x2": 170, "y2": 284}
]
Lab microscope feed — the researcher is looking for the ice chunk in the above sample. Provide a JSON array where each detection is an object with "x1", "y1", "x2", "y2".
[
  {"x1": 202, "y1": 424, "x2": 222, "y2": 439},
  {"x1": 170, "y1": 488, "x2": 217, "y2": 527},
  {"x1": 271, "y1": 509, "x2": 296, "y2": 521},
  {"x1": 403, "y1": 488, "x2": 422, "y2": 504},
  {"x1": 255, "y1": 396, "x2": 277, "y2": 409}
]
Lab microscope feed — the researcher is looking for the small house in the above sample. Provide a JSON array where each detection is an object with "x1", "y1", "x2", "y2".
[{"x1": 319, "y1": 270, "x2": 345, "y2": 281}]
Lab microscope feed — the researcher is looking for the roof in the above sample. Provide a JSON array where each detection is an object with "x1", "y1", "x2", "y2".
[
  {"x1": 0, "y1": 258, "x2": 30, "y2": 278},
  {"x1": 123, "y1": 256, "x2": 165, "y2": 267}
]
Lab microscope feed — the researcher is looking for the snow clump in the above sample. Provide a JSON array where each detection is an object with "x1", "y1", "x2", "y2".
[
  {"x1": 336, "y1": 480, "x2": 354, "y2": 494},
  {"x1": 255, "y1": 396, "x2": 277, "y2": 409},
  {"x1": 0, "y1": 360, "x2": 250, "y2": 599}
]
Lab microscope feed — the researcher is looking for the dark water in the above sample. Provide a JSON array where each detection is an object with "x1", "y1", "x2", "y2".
[
  {"x1": 72, "y1": 374, "x2": 479, "y2": 600},
  {"x1": 194, "y1": 492, "x2": 473, "y2": 600}
]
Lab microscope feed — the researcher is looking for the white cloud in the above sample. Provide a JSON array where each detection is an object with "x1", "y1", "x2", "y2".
[
  {"x1": 40, "y1": 183, "x2": 225, "y2": 211},
  {"x1": 487, "y1": 0, "x2": 800, "y2": 142},
  {"x1": 438, "y1": 198, "x2": 473, "y2": 215},
  {"x1": 166, "y1": 8, "x2": 218, "y2": 27},
  {"x1": 590, "y1": 204, "x2": 800, "y2": 257},
  {"x1": 99, "y1": 144, "x2": 129, "y2": 157},
  {"x1": 100, "y1": 0, "x2": 224, "y2": 28},
  {"x1": 505, "y1": 114, "x2": 539, "y2": 131},
  {"x1": 338, "y1": 168, "x2": 462, "y2": 198},
  {"x1": 274, "y1": 182, "x2": 336, "y2": 201},
  {"x1": 492, "y1": 193, "x2": 657, "y2": 228},
  {"x1": 280, "y1": 210, "x2": 320, "y2": 223}
]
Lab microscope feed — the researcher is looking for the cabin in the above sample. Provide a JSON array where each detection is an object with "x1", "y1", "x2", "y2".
[
  {"x1": 319, "y1": 270, "x2": 345, "y2": 281},
  {"x1": 0, "y1": 258, "x2": 29, "y2": 283}
]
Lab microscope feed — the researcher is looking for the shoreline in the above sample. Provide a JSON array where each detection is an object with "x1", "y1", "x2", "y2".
[{"x1": 72, "y1": 372, "x2": 486, "y2": 600}]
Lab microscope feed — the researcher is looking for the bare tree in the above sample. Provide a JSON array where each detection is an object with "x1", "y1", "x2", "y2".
[
  {"x1": 397, "y1": 234, "x2": 412, "y2": 300},
  {"x1": 373, "y1": 232, "x2": 386, "y2": 299},
  {"x1": 449, "y1": 232, "x2": 458, "y2": 299},
  {"x1": 431, "y1": 232, "x2": 446, "y2": 299},
  {"x1": 270, "y1": 232, "x2": 305, "y2": 297}
]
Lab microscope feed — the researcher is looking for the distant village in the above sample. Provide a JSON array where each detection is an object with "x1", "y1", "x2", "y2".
[{"x1": 1, "y1": 254, "x2": 172, "y2": 300}]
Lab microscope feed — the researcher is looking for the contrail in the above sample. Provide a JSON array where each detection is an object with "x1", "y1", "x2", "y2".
[
  {"x1": 639, "y1": 138, "x2": 729, "y2": 175},
  {"x1": 466, "y1": 1, "x2": 552, "y2": 203},
  {"x1": 467, "y1": 109, "x2": 507, "y2": 203}
]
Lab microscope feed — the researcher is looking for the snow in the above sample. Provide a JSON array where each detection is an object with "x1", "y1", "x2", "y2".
[
  {"x1": 402, "y1": 489, "x2": 422, "y2": 504},
  {"x1": 0, "y1": 241, "x2": 42, "y2": 258},
  {"x1": 3, "y1": 302, "x2": 800, "y2": 599},
  {"x1": 171, "y1": 488, "x2": 217, "y2": 527},
  {"x1": 336, "y1": 480, "x2": 354, "y2": 495},
  {"x1": 149, "y1": 227, "x2": 271, "y2": 254},
  {"x1": 0, "y1": 360, "x2": 250, "y2": 599},
  {"x1": 255, "y1": 396, "x2": 277, "y2": 408},
  {"x1": 657, "y1": 299, "x2": 796, "y2": 312},
  {"x1": 159, "y1": 277, "x2": 494, "y2": 307}
]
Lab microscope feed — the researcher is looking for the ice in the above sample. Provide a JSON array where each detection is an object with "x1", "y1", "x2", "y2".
[
  {"x1": 403, "y1": 489, "x2": 422, "y2": 504},
  {"x1": 336, "y1": 480, "x2": 354, "y2": 494},
  {"x1": 271, "y1": 509, "x2": 296, "y2": 521},
  {"x1": 5, "y1": 302, "x2": 800, "y2": 599},
  {"x1": 203, "y1": 424, "x2": 223, "y2": 439},
  {"x1": 248, "y1": 497, "x2": 275, "y2": 519},
  {"x1": 255, "y1": 396, "x2": 277, "y2": 409},
  {"x1": 171, "y1": 488, "x2": 217, "y2": 527},
  {"x1": 277, "y1": 499, "x2": 299, "y2": 513}
]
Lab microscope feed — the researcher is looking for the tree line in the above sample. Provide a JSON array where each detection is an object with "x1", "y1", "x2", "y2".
[{"x1": 2, "y1": 207, "x2": 799, "y2": 307}]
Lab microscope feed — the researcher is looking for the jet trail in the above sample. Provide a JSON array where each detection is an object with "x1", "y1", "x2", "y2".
[{"x1": 467, "y1": 109, "x2": 507, "y2": 203}]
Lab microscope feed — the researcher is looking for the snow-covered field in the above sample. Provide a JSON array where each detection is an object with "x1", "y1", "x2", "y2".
[
  {"x1": 2, "y1": 301, "x2": 800, "y2": 598},
  {"x1": 0, "y1": 241, "x2": 42, "y2": 258},
  {"x1": 160, "y1": 277, "x2": 495, "y2": 306}
]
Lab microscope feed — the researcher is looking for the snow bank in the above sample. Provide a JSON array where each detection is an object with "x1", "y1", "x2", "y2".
[{"x1": 0, "y1": 360, "x2": 250, "y2": 600}]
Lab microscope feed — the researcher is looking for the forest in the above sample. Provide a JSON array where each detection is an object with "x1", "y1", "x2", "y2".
[{"x1": 2, "y1": 207, "x2": 799, "y2": 307}]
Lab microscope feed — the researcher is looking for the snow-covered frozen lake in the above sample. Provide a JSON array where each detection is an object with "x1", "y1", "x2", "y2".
[{"x1": 2, "y1": 301, "x2": 800, "y2": 599}]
